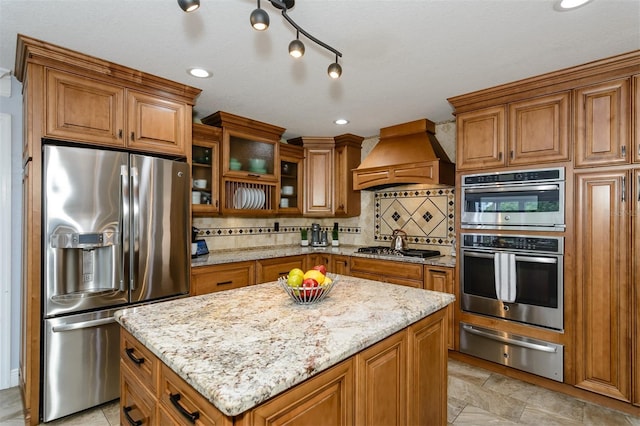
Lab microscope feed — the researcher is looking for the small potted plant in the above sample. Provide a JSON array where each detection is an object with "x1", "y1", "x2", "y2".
[
  {"x1": 300, "y1": 228, "x2": 309, "y2": 246},
  {"x1": 332, "y1": 228, "x2": 339, "y2": 246}
]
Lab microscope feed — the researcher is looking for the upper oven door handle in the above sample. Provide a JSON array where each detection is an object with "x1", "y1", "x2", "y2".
[
  {"x1": 463, "y1": 184, "x2": 560, "y2": 194},
  {"x1": 462, "y1": 251, "x2": 495, "y2": 259}
]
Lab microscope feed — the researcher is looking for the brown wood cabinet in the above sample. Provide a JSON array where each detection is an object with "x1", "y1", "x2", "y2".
[
  {"x1": 256, "y1": 255, "x2": 306, "y2": 283},
  {"x1": 349, "y1": 257, "x2": 423, "y2": 288},
  {"x1": 634, "y1": 168, "x2": 640, "y2": 407},
  {"x1": 278, "y1": 144, "x2": 304, "y2": 214},
  {"x1": 424, "y1": 266, "x2": 454, "y2": 350},
  {"x1": 331, "y1": 255, "x2": 350, "y2": 275},
  {"x1": 191, "y1": 262, "x2": 256, "y2": 296},
  {"x1": 455, "y1": 93, "x2": 570, "y2": 171},
  {"x1": 574, "y1": 170, "x2": 631, "y2": 402},
  {"x1": 333, "y1": 134, "x2": 363, "y2": 217},
  {"x1": 45, "y1": 68, "x2": 190, "y2": 156},
  {"x1": 307, "y1": 253, "x2": 332, "y2": 271},
  {"x1": 16, "y1": 35, "x2": 201, "y2": 425},
  {"x1": 120, "y1": 307, "x2": 448, "y2": 425},
  {"x1": 574, "y1": 78, "x2": 631, "y2": 168},
  {"x1": 634, "y1": 75, "x2": 640, "y2": 164},
  {"x1": 192, "y1": 123, "x2": 221, "y2": 215}
]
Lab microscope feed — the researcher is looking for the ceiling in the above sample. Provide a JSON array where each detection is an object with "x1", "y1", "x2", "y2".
[{"x1": 1, "y1": 0, "x2": 639, "y2": 140}]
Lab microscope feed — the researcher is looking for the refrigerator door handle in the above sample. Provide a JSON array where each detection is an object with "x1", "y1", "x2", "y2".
[
  {"x1": 130, "y1": 165, "x2": 139, "y2": 291},
  {"x1": 51, "y1": 317, "x2": 116, "y2": 333},
  {"x1": 120, "y1": 165, "x2": 129, "y2": 293}
]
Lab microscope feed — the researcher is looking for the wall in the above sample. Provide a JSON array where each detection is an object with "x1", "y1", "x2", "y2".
[
  {"x1": 0, "y1": 75, "x2": 23, "y2": 387},
  {"x1": 193, "y1": 121, "x2": 457, "y2": 254}
]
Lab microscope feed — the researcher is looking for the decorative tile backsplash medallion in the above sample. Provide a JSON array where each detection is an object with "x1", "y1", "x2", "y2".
[
  {"x1": 374, "y1": 187, "x2": 455, "y2": 246},
  {"x1": 194, "y1": 226, "x2": 361, "y2": 238}
]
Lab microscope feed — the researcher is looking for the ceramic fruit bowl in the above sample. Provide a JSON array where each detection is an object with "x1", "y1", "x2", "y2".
[{"x1": 278, "y1": 273, "x2": 339, "y2": 305}]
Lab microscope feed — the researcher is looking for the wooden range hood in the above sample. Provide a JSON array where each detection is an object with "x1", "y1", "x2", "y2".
[{"x1": 353, "y1": 118, "x2": 455, "y2": 190}]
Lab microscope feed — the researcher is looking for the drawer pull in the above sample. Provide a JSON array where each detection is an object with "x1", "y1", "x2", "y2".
[
  {"x1": 125, "y1": 347, "x2": 145, "y2": 365},
  {"x1": 169, "y1": 393, "x2": 200, "y2": 424},
  {"x1": 123, "y1": 405, "x2": 143, "y2": 426},
  {"x1": 217, "y1": 280, "x2": 233, "y2": 286}
]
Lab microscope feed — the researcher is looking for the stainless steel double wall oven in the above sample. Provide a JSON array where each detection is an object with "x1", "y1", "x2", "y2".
[{"x1": 458, "y1": 168, "x2": 566, "y2": 382}]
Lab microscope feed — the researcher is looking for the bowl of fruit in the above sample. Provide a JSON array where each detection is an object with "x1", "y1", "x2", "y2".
[{"x1": 279, "y1": 265, "x2": 338, "y2": 305}]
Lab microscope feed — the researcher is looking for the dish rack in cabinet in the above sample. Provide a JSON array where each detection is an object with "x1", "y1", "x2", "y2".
[{"x1": 223, "y1": 180, "x2": 277, "y2": 214}]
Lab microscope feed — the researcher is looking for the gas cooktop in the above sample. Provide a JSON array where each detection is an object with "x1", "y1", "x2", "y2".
[{"x1": 356, "y1": 246, "x2": 442, "y2": 259}]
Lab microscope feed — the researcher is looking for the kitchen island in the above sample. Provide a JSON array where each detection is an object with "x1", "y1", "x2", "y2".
[{"x1": 115, "y1": 275, "x2": 455, "y2": 425}]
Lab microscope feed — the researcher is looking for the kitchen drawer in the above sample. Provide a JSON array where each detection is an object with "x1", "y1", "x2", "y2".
[
  {"x1": 256, "y1": 255, "x2": 305, "y2": 283},
  {"x1": 121, "y1": 328, "x2": 159, "y2": 395},
  {"x1": 159, "y1": 364, "x2": 231, "y2": 426},
  {"x1": 191, "y1": 261, "x2": 256, "y2": 296},
  {"x1": 350, "y1": 257, "x2": 423, "y2": 288},
  {"x1": 120, "y1": 362, "x2": 157, "y2": 426}
]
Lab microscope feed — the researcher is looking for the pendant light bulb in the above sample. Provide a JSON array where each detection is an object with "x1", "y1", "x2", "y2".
[
  {"x1": 288, "y1": 31, "x2": 305, "y2": 58},
  {"x1": 328, "y1": 57, "x2": 342, "y2": 79},
  {"x1": 250, "y1": 0, "x2": 270, "y2": 31},
  {"x1": 177, "y1": 0, "x2": 200, "y2": 12}
]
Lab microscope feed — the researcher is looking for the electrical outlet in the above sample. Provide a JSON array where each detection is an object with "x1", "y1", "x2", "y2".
[{"x1": 274, "y1": 222, "x2": 279, "y2": 231}]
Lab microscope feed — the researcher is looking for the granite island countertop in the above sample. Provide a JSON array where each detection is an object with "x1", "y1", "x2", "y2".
[
  {"x1": 115, "y1": 275, "x2": 455, "y2": 417},
  {"x1": 192, "y1": 244, "x2": 456, "y2": 268}
]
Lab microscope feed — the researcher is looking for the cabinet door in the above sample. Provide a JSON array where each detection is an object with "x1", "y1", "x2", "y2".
[
  {"x1": 192, "y1": 123, "x2": 221, "y2": 215},
  {"x1": 249, "y1": 359, "x2": 354, "y2": 426},
  {"x1": 331, "y1": 255, "x2": 350, "y2": 276},
  {"x1": 508, "y1": 92, "x2": 570, "y2": 166},
  {"x1": 424, "y1": 266, "x2": 454, "y2": 350},
  {"x1": 127, "y1": 90, "x2": 187, "y2": 156},
  {"x1": 456, "y1": 106, "x2": 506, "y2": 171},
  {"x1": 349, "y1": 258, "x2": 423, "y2": 288},
  {"x1": 333, "y1": 143, "x2": 361, "y2": 217},
  {"x1": 355, "y1": 331, "x2": 406, "y2": 426},
  {"x1": 634, "y1": 168, "x2": 640, "y2": 407},
  {"x1": 256, "y1": 255, "x2": 306, "y2": 283},
  {"x1": 191, "y1": 262, "x2": 256, "y2": 296},
  {"x1": 407, "y1": 309, "x2": 447, "y2": 426},
  {"x1": 120, "y1": 366, "x2": 157, "y2": 426},
  {"x1": 279, "y1": 144, "x2": 304, "y2": 215},
  {"x1": 307, "y1": 253, "x2": 332, "y2": 271},
  {"x1": 575, "y1": 171, "x2": 631, "y2": 401},
  {"x1": 305, "y1": 147, "x2": 334, "y2": 216},
  {"x1": 46, "y1": 69, "x2": 125, "y2": 146},
  {"x1": 574, "y1": 78, "x2": 631, "y2": 167}
]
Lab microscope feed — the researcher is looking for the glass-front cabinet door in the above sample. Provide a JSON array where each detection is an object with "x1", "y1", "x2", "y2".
[
  {"x1": 222, "y1": 130, "x2": 278, "y2": 182},
  {"x1": 279, "y1": 144, "x2": 304, "y2": 215},
  {"x1": 191, "y1": 123, "x2": 220, "y2": 215}
]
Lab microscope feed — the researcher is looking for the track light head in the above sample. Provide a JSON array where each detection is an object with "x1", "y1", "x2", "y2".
[
  {"x1": 328, "y1": 61, "x2": 342, "y2": 79},
  {"x1": 250, "y1": 4, "x2": 270, "y2": 31},
  {"x1": 177, "y1": 0, "x2": 200, "y2": 12},
  {"x1": 288, "y1": 32, "x2": 305, "y2": 58}
]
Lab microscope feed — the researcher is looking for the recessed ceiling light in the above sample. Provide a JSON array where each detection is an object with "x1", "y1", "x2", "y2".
[
  {"x1": 188, "y1": 68, "x2": 212, "y2": 78},
  {"x1": 334, "y1": 119, "x2": 349, "y2": 125},
  {"x1": 556, "y1": 0, "x2": 593, "y2": 10}
]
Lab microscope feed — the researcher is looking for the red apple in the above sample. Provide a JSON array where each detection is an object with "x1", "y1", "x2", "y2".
[
  {"x1": 301, "y1": 278, "x2": 319, "y2": 300},
  {"x1": 312, "y1": 264, "x2": 327, "y2": 275}
]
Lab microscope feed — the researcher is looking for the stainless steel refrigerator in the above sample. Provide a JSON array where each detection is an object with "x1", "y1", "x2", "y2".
[{"x1": 41, "y1": 143, "x2": 190, "y2": 422}]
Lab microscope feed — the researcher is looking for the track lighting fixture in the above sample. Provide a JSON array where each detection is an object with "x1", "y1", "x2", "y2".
[
  {"x1": 178, "y1": 0, "x2": 343, "y2": 78},
  {"x1": 250, "y1": 0, "x2": 269, "y2": 31},
  {"x1": 288, "y1": 31, "x2": 305, "y2": 58},
  {"x1": 177, "y1": 0, "x2": 200, "y2": 13}
]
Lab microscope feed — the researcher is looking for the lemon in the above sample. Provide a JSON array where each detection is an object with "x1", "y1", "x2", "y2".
[
  {"x1": 303, "y1": 269, "x2": 325, "y2": 285},
  {"x1": 323, "y1": 276, "x2": 332, "y2": 286}
]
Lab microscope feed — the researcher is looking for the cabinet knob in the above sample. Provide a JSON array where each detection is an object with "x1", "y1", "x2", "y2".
[
  {"x1": 118, "y1": 129, "x2": 123, "y2": 139},
  {"x1": 621, "y1": 145, "x2": 626, "y2": 157},
  {"x1": 130, "y1": 132, "x2": 135, "y2": 141}
]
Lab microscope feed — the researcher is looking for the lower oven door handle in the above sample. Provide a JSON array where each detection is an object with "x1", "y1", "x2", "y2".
[
  {"x1": 513, "y1": 255, "x2": 558, "y2": 264},
  {"x1": 51, "y1": 317, "x2": 116, "y2": 333},
  {"x1": 462, "y1": 325, "x2": 558, "y2": 353}
]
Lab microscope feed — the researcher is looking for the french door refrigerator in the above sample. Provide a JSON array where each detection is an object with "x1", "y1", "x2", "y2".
[{"x1": 41, "y1": 143, "x2": 190, "y2": 422}]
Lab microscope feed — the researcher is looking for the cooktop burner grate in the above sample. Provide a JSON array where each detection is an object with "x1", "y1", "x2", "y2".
[{"x1": 356, "y1": 246, "x2": 441, "y2": 258}]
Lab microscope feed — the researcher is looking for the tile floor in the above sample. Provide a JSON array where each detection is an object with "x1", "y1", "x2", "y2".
[{"x1": 1, "y1": 359, "x2": 639, "y2": 425}]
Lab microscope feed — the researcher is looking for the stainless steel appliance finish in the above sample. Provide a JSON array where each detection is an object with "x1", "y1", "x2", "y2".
[
  {"x1": 460, "y1": 323, "x2": 564, "y2": 382},
  {"x1": 356, "y1": 246, "x2": 441, "y2": 258},
  {"x1": 460, "y1": 233, "x2": 564, "y2": 331},
  {"x1": 42, "y1": 144, "x2": 190, "y2": 422},
  {"x1": 42, "y1": 309, "x2": 120, "y2": 421},
  {"x1": 460, "y1": 167, "x2": 565, "y2": 231}
]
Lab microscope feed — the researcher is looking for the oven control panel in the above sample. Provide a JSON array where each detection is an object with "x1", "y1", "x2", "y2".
[
  {"x1": 462, "y1": 167, "x2": 564, "y2": 186},
  {"x1": 461, "y1": 234, "x2": 563, "y2": 254}
]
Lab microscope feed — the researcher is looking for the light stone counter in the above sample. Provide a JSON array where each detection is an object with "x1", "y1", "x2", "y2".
[
  {"x1": 115, "y1": 276, "x2": 455, "y2": 417},
  {"x1": 192, "y1": 244, "x2": 456, "y2": 268}
]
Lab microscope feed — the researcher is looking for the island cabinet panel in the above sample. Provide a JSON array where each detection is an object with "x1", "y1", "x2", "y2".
[
  {"x1": 349, "y1": 258, "x2": 423, "y2": 288},
  {"x1": 424, "y1": 266, "x2": 455, "y2": 350},
  {"x1": 256, "y1": 255, "x2": 306, "y2": 283},
  {"x1": 245, "y1": 359, "x2": 354, "y2": 426},
  {"x1": 355, "y1": 331, "x2": 407, "y2": 426},
  {"x1": 407, "y1": 308, "x2": 448, "y2": 426},
  {"x1": 160, "y1": 364, "x2": 232, "y2": 426},
  {"x1": 574, "y1": 171, "x2": 631, "y2": 402},
  {"x1": 574, "y1": 78, "x2": 631, "y2": 168},
  {"x1": 120, "y1": 365, "x2": 158, "y2": 426},
  {"x1": 121, "y1": 328, "x2": 159, "y2": 395},
  {"x1": 191, "y1": 261, "x2": 256, "y2": 296}
]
